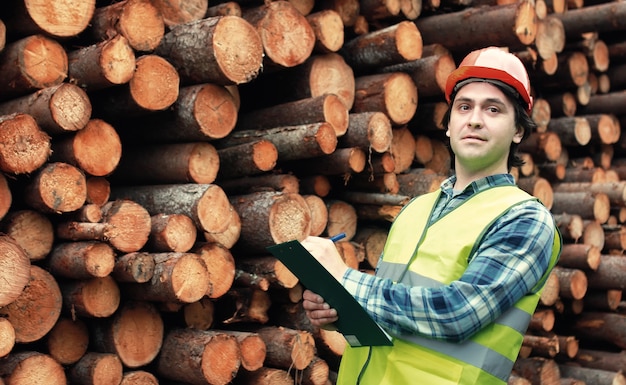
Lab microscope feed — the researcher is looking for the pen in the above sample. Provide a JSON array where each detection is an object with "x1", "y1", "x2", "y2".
[{"x1": 329, "y1": 232, "x2": 346, "y2": 242}]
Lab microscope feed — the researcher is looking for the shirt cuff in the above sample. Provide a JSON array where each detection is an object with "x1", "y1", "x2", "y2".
[{"x1": 342, "y1": 268, "x2": 377, "y2": 305}]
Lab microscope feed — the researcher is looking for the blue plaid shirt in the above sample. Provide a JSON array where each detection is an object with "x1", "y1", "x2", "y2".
[{"x1": 342, "y1": 173, "x2": 557, "y2": 342}]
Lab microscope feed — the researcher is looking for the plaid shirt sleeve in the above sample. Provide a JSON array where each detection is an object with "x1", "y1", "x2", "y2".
[{"x1": 341, "y1": 200, "x2": 556, "y2": 342}]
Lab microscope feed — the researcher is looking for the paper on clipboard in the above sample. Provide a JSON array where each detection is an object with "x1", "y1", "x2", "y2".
[{"x1": 267, "y1": 240, "x2": 393, "y2": 347}]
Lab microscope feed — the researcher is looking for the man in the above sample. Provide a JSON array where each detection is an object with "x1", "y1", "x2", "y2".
[{"x1": 301, "y1": 46, "x2": 562, "y2": 385}]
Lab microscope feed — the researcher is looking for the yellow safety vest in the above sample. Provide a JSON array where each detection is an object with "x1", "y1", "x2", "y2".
[{"x1": 338, "y1": 186, "x2": 561, "y2": 385}]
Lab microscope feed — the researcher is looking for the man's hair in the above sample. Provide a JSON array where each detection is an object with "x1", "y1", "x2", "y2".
[{"x1": 440, "y1": 80, "x2": 536, "y2": 171}]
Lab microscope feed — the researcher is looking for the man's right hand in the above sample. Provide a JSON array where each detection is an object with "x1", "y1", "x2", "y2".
[{"x1": 302, "y1": 289, "x2": 339, "y2": 328}]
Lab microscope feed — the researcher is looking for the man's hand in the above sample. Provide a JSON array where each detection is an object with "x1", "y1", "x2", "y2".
[
  {"x1": 303, "y1": 289, "x2": 338, "y2": 328},
  {"x1": 300, "y1": 236, "x2": 349, "y2": 281}
]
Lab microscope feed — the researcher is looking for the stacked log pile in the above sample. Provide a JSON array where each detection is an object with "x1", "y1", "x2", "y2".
[{"x1": 0, "y1": 0, "x2": 626, "y2": 384}]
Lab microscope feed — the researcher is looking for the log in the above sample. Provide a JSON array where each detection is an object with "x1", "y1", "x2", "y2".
[
  {"x1": 584, "y1": 289, "x2": 622, "y2": 312},
  {"x1": 1, "y1": 0, "x2": 94, "y2": 38},
  {"x1": 552, "y1": 181, "x2": 626, "y2": 207},
  {"x1": 414, "y1": 1, "x2": 537, "y2": 52},
  {"x1": 85, "y1": 176, "x2": 111, "y2": 206},
  {"x1": 23, "y1": 162, "x2": 86, "y2": 214},
  {"x1": 207, "y1": 2, "x2": 243, "y2": 18},
  {"x1": 306, "y1": 10, "x2": 344, "y2": 54},
  {"x1": 113, "y1": 142, "x2": 219, "y2": 184},
  {"x1": 121, "y1": 83, "x2": 239, "y2": 143},
  {"x1": 381, "y1": 44, "x2": 456, "y2": 100},
  {"x1": 157, "y1": 329, "x2": 240, "y2": 385},
  {"x1": 91, "y1": 300, "x2": 164, "y2": 368},
  {"x1": 0, "y1": 34, "x2": 67, "y2": 102},
  {"x1": 90, "y1": 54, "x2": 179, "y2": 119},
  {"x1": 155, "y1": 15, "x2": 263, "y2": 85},
  {"x1": 558, "y1": 243, "x2": 601, "y2": 271},
  {"x1": 49, "y1": 241, "x2": 116, "y2": 279},
  {"x1": 192, "y1": 242, "x2": 236, "y2": 299},
  {"x1": 554, "y1": 1, "x2": 626, "y2": 38},
  {"x1": 255, "y1": 326, "x2": 316, "y2": 370},
  {"x1": 534, "y1": 15, "x2": 566, "y2": 62},
  {"x1": 122, "y1": 252, "x2": 209, "y2": 304},
  {"x1": 50, "y1": 118, "x2": 122, "y2": 177},
  {"x1": 551, "y1": 191, "x2": 610, "y2": 223},
  {"x1": 183, "y1": 297, "x2": 215, "y2": 330},
  {"x1": 0, "y1": 83, "x2": 91, "y2": 135},
  {"x1": 67, "y1": 352, "x2": 123, "y2": 385},
  {"x1": 60, "y1": 276, "x2": 120, "y2": 318},
  {"x1": 531, "y1": 98, "x2": 552, "y2": 133},
  {"x1": 518, "y1": 131, "x2": 562, "y2": 163},
  {"x1": 56, "y1": 199, "x2": 152, "y2": 253},
  {"x1": 236, "y1": 94, "x2": 349, "y2": 137},
  {"x1": 539, "y1": 271, "x2": 560, "y2": 307},
  {"x1": 324, "y1": 199, "x2": 358, "y2": 240},
  {"x1": 553, "y1": 266, "x2": 588, "y2": 300},
  {"x1": 352, "y1": 226, "x2": 388, "y2": 269},
  {"x1": 236, "y1": 255, "x2": 299, "y2": 290},
  {"x1": 217, "y1": 140, "x2": 278, "y2": 180},
  {"x1": 574, "y1": 348, "x2": 626, "y2": 374},
  {"x1": 0, "y1": 318, "x2": 15, "y2": 358},
  {"x1": 340, "y1": 111, "x2": 392, "y2": 153},
  {"x1": 529, "y1": 308, "x2": 555, "y2": 332},
  {"x1": 282, "y1": 147, "x2": 367, "y2": 176},
  {"x1": 0, "y1": 351, "x2": 66, "y2": 385},
  {"x1": 553, "y1": 213, "x2": 584, "y2": 243},
  {"x1": 110, "y1": 183, "x2": 233, "y2": 234},
  {"x1": 147, "y1": 213, "x2": 197, "y2": 253},
  {"x1": 0, "y1": 113, "x2": 51, "y2": 174},
  {"x1": 150, "y1": 0, "x2": 208, "y2": 27},
  {"x1": 586, "y1": 254, "x2": 626, "y2": 290},
  {"x1": 221, "y1": 330, "x2": 267, "y2": 371},
  {"x1": 359, "y1": 0, "x2": 400, "y2": 20},
  {"x1": 89, "y1": 0, "x2": 165, "y2": 52},
  {"x1": 0, "y1": 173, "x2": 9, "y2": 220},
  {"x1": 68, "y1": 35, "x2": 136, "y2": 91},
  {"x1": 233, "y1": 367, "x2": 293, "y2": 385},
  {"x1": 517, "y1": 176, "x2": 554, "y2": 210},
  {"x1": 214, "y1": 287, "x2": 271, "y2": 324},
  {"x1": 243, "y1": 1, "x2": 315, "y2": 69},
  {"x1": 396, "y1": 169, "x2": 447, "y2": 197},
  {"x1": 340, "y1": 21, "x2": 422, "y2": 73},
  {"x1": 239, "y1": 52, "x2": 355, "y2": 111},
  {"x1": 300, "y1": 175, "x2": 332, "y2": 197},
  {"x1": 202, "y1": 206, "x2": 242, "y2": 249},
  {"x1": 512, "y1": 357, "x2": 561, "y2": 385},
  {"x1": 65, "y1": 203, "x2": 103, "y2": 223},
  {"x1": 316, "y1": 0, "x2": 360, "y2": 27},
  {"x1": 522, "y1": 334, "x2": 560, "y2": 357},
  {"x1": 0, "y1": 265, "x2": 62, "y2": 343},
  {"x1": 219, "y1": 173, "x2": 300, "y2": 196},
  {"x1": 229, "y1": 191, "x2": 311, "y2": 254},
  {"x1": 233, "y1": 269, "x2": 270, "y2": 291},
  {"x1": 547, "y1": 116, "x2": 591, "y2": 146},
  {"x1": 218, "y1": 122, "x2": 338, "y2": 162},
  {"x1": 569, "y1": 312, "x2": 626, "y2": 349},
  {"x1": 390, "y1": 126, "x2": 416, "y2": 173},
  {"x1": 301, "y1": 356, "x2": 331, "y2": 385},
  {"x1": 579, "y1": 90, "x2": 626, "y2": 116},
  {"x1": 0, "y1": 235, "x2": 30, "y2": 308},
  {"x1": 304, "y1": 194, "x2": 329, "y2": 236},
  {"x1": 46, "y1": 317, "x2": 89, "y2": 365},
  {"x1": 558, "y1": 365, "x2": 626, "y2": 385},
  {"x1": 352, "y1": 72, "x2": 417, "y2": 126},
  {"x1": 121, "y1": 371, "x2": 159, "y2": 385},
  {"x1": 0, "y1": 209, "x2": 54, "y2": 261}
]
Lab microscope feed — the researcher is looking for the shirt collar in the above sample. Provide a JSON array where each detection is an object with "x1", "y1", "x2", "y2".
[{"x1": 440, "y1": 174, "x2": 516, "y2": 198}]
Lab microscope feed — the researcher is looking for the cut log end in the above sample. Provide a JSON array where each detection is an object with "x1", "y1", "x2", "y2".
[
  {"x1": 130, "y1": 55, "x2": 180, "y2": 112},
  {"x1": 0, "y1": 113, "x2": 51, "y2": 175},
  {"x1": 213, "y1": 16, "x2": 264, "y2": 84}
]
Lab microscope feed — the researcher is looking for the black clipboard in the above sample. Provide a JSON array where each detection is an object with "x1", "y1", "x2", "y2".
[{"x1": 267, "y1": 240, "x2": 393, "y2": 347}]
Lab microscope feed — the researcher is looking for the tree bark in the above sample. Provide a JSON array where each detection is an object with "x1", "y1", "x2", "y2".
[
  {"x1": 340, "y1": 111, "x2": 392, "y2": 153},
  {"x1": 282, "y1": 147, "x2": 367, "y2": 175},
  {"x1": 558, "y1": 243, "x2": 601, "y2": 271},
  {"x1": 0, "y1": 265, "x2": 62, "y2": 343},
  {"x1": 512, "y1": 357, "x2": 561, "y2": 385},
  {"x1": 547, "y1": 116, "x2": 591, "y2": 146},
  {"x1": 112, "y1": 252, "x2": 155, "y2": 284},
  {"x1": 553, "y1": 266, "x2": 588, "y2": 300},
  {"x1": 558, "y1": 364, "x2": 626, "y2": 385},
  {"x1": 554, "y1": 1, "x2": 626, "y2": 38},
  {"x1": 90, "y1": 0, "x2": 164, "y2": 52},
  {"x1": 551, "y1": 191, "x2": 610, "y2": 223},
  {"x1": 157, "y1": 328, "x2": 240, "y2": 385},
  {"x1": 255, "y1": 326, "x2": 316, "y2": 370},
  {"x1": 215, "y1": 287, "x2": 271, "y2": 324},
  {"x1": 236, "y1": 256, "x2": 299, "y2": 289},
  {"x1": 156, "y1": 15, "x2": 263, "y2": 85}
]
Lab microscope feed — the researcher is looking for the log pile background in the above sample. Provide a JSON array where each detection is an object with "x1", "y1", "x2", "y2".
[{"x1": 0, "y1": 0, "x2": 626, "y2": 384}]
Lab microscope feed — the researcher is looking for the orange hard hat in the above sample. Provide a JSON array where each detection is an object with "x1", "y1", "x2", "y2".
[{"x1": 445, "y1": 47, "x2": 533, "y2": 113}]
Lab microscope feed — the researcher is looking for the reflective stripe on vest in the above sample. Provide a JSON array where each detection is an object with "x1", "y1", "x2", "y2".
[{"x1": 337, "y1": 185, "x2": 561, "y2": 385}]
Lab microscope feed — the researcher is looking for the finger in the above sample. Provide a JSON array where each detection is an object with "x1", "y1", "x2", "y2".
[{"x1": 302, "y1": 289, "x2": 325, "y2": 304}]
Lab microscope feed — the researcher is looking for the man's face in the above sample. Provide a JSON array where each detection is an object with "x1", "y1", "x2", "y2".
[{"x1": 446, "y1": 81, "x2": 523, "y2": 175}]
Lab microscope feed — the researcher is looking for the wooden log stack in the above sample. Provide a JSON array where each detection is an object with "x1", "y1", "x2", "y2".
[{"x1": 0, "y1": 0, "x2": 626, "y2": 384}]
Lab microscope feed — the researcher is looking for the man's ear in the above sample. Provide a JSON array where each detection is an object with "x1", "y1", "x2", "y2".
[{"x1": 512, "y1": 127, "x2": 524, "y2": 143}]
